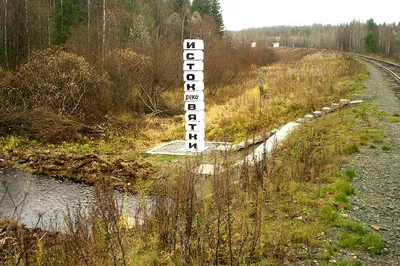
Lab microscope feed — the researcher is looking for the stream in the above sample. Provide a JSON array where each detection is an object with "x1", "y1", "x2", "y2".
[{"x1": 0, "y1": 168, "x2": 146, "y2": 231}]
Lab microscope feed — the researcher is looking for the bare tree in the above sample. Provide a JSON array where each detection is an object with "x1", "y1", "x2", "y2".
[
  {"x1": 87, "y1": 0, "x2": 90, "y2": 47},
  {"x1": 25, "y1": 0, "x2": 29, "y2": 56},
  {"x1": 102, "y1": 0, "x2": 105, "y2": 60},
  {"x1": 4, "y1": 0, "x2": 8, "y2": 67},
  {"x1": 47, "y1": 0, "x2": 51, "y2": 46}
]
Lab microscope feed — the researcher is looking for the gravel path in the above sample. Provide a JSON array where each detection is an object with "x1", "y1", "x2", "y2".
[{"x1": 344, "y1": 61, "x2": 400, "y2": 265}]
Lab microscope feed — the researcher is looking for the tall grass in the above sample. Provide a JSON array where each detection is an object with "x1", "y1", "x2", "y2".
[{"x1": 206, "y1": 51, "x2": 360, "y2": 143}]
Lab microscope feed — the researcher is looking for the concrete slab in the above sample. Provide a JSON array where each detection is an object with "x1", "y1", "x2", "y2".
[
  {"x1": 231, "y1": 143, "x2": 246, "y2": 151},
  {"x1": 254, "y1": 135, "x2": 267, "y2": 143},
  {"x1": 331, "y1": 103, "x2": 340, "y2": 111},
  {"x1": 216, "y1": 145, "x2": 230, "y2": 151},
  {"x1": 304, "y1": 114, "x2": 314, "y2": 121},
  {"x1": 196, "y1": 164, "x2": 215, "y2": 175},
  {"x1": 231, "y1": 134, "x2": 268, "y2": 151},
  {"x1": 350, "y1": 100, "x2": 363, "y2": 104},
  {"x1": 313, "y1": 111, "x2": 322, "y2": 118},
  {"x1": 340, "y1": 99, "x2": 351, "y2": 106},
  {"x1": 295, "y1": 118, "x2": 306, "y2": 124},
  {"x1": 322, "y1": 107, "x2": 331, "y2": 114},
  {"x1": 237, "y1": 122, "x2": 300, "y2": 165},
  {"x1": 146, "y1": 140, "x2": 230, "y2": 155},
  {"x1": 269, "y1": 129, "x2": 279, "y2": 137}
]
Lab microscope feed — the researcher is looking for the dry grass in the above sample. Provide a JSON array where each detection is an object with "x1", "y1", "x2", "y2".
[
  {"x1": 146, "y1": 51, "x2": 360, "y2": 147},
  {"x1": 273, "y1": 47, "x2": 319, "y2": 63},
  {"x1": 205, "y1": 51, "x2": 360, "y2": 143}
]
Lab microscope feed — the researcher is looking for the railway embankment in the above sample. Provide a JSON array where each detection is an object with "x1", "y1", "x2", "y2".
[{"x1": 339, "y1": 59, "x2": 400, "y2": 265}]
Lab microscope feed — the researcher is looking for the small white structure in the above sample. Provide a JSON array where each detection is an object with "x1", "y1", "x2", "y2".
[
  {"x1": 251, "y1": 42, "x2": 257, "y2": 48},
  {"x1": 272, "y1": 42, "x2": 280, "y2": 48}
]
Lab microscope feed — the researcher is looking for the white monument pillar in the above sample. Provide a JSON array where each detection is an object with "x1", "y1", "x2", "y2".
[{"x1": 183, "y1": 39, "x2": 206, "y2": 152}]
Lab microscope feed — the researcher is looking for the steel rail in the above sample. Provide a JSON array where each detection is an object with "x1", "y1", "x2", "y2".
[{"x1": 351, "y1": 53, "x2": 400, "y2": 84}]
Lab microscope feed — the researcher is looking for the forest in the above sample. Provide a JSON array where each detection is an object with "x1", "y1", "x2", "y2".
[
  {"x1": 232, "y1": 19, "x2": 400, "y2": 57},
  {"x1": 0, "y1": 0, "x2": 280, "y2": 135},
  {"x1": 1, "y1": 0, "x2": 399, "y2": 129}
]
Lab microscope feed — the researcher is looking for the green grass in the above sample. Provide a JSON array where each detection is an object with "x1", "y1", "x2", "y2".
[
  {"x1": 0, "y1": 135, "x2": 30, "y2": 151},
  {"x1": 344, "y1": 168, "x2": 358, "y2": 179},
  {"x1": 338, "y1": 231, "x2": 384, "y2": 255},
  {"x1": 358, "y1": 128, "x2": 384, "y2": 145},
  {"x1": 387, "y1": 116, "x2": 400, "y2": 123},
  {"x1": 320, "y1": 205, "x2": 339, "y2": 224},
  {"x1": 318, "y1": 171, "x2": 356, "y2": 220},
  {"x1": 316, "y1": 167, "x2": 384, "y2": 257},
  {"x1": 337, "y1": 219, "x2": 384, "y2": 255},
  {"x1": 318, "y1": 169, "x2": 385, "y2": 256},
  {"x1": 144, "y1": 154, "x2": 181, "y2": 165},
  {"x1": 343, "y1": 143, "x2": 360, "y2": 155},
  {"x1": 347, "y1": 67, "x2": 369, "y2": 94},
  {"x1": 382, "y1": 145, "x2": 394, "y2": 151}
]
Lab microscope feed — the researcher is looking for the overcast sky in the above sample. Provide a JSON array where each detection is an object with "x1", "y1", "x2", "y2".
[{"x1": 219, "y1": 0, "x2": 400, "y2": 31}]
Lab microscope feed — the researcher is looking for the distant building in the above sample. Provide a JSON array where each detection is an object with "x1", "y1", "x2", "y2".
[
  {"x1": 251, "y1": 42, "x2": 257, "y2": 48},
  {"x1": 272, "y1": 42, "x2": 280, "y2": 48}
]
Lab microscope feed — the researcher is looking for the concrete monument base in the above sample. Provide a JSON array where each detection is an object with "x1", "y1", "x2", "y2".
[{"x1": 146, "y1": 140, "x2": 230, "y2": 156}]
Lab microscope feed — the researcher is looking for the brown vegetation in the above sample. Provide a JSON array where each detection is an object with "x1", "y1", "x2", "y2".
[
  {"x1": 1, "y1": 102, "x2": 379, "y2": 265},
  {"x1": 206, "y1": 51, "x2": 357, "y2": 142}
]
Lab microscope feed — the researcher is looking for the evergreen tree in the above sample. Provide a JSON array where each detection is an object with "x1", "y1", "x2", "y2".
[
  {"x1": 210, "y1": 0, "x2": 224, "y2": 34},
  {"x1": 191, "y1": 0, "x2": 224, "y2": 34},
  {"x1": 365, "y1": 31, "x2": 376, "y2": 53},
  {"x1": 365, "y1": 18, "x2": 378, "y2": 53},
  {"x1": 191, "y1": 0, "x2": 210, "y2": 15},
  {"x1": 53, "y1": 0, "x2": 86, "y2": 44},
  {"x1": 174, "y1": 0, "x2": 190, "y2": 13}
]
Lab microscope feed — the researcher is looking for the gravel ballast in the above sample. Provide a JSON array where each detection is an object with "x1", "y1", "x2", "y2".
[{"x1": 343, "y1": 61, "x2": 400, "y2": 265}]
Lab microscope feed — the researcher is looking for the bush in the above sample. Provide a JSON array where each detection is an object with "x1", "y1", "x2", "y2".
[
  {"x1": 9, "y1": 48, "x2": 109, "y2": 120},
  {"x1": 104, "y1": 48, "x2": 150, "y2": 112}
]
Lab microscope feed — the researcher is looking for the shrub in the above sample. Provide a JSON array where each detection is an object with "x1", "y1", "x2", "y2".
[
  {"x1": 11, "y1": 48, "x2": 109, "y2": 120},
  {"x1": 104, "y1": 48, "x2": 150, "y2": 112}
]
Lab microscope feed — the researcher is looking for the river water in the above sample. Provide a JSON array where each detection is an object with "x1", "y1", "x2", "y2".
[{"x1": 0, "y1": 168, "x2": 146, "y2": 230}]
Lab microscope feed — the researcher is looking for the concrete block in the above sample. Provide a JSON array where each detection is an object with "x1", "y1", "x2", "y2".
[
  {"x1": 269, "y1": 129, "x2": 279, "y2": 137},
  {"x1": 322, "y1": 107, "x2": 331, "y2": 114},
  {"x1": 331, "y1": 103, "x2": 339, "y2": 111},
  {"x1": 313, "y1": 111, "x2": 322, "y2": 118},
  {"x1": 245, "y1": 122, "x2": 300, "y2": 164},
  {"x1": 246, "y1": 137, "x2": 263, "y2": 147},
  {"x1": 304, "y1": 114, "x2": 314, "y2": 121},
  {"x1": 231, "y1": 143, "x2": 245, "y2": 151},
  {"x1": 235, "y1": 122, "x2": 300, "y2": 166},
  {"x1": 295, "y1": 118, "x2": 306, "y2": 124},
  {"x1": 350, "y1": 100, "x2": 363, "y2": 104},
  {"x1": 254, "y1": 135, "x2": 267, "y2": 143},
  {"x1": 216, "y1": 145, "x2": 229, "y2": 151},
  {"x1": 340, "y1": 99, "x2": 351, "y2": 106},
  {"x1": 196, "y1": 164, "x2": 215, "y2": 175}
]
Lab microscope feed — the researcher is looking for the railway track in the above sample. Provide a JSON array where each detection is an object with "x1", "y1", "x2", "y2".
[{"x1": 352, "y1": 54, "x2": 400, "y2": 84}]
